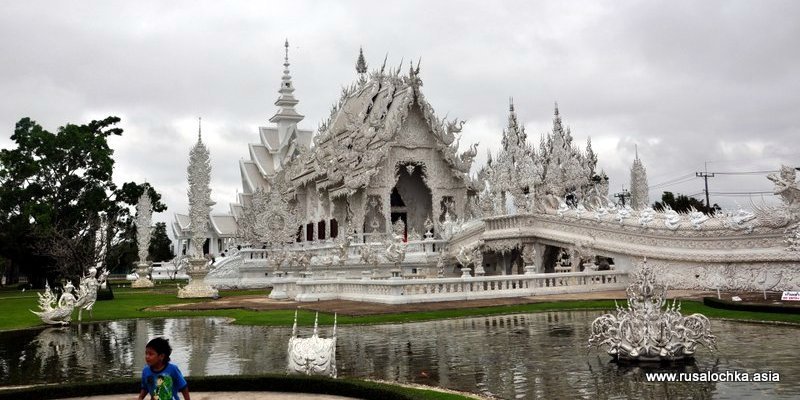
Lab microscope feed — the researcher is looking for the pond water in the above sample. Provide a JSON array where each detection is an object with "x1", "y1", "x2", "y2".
[{"x1": 0, "y1": 311, "x2": 797, "y2": 399}]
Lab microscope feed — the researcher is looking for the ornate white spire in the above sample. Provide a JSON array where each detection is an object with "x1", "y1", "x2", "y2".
[
  {"x1": 269, "y1": 40, "x2": 304, "y2": 143},
  {"x1": 135, "y1": 191, "x2": 152, "y2": 263},
  {"x1": 536, "y1": 103, "x2": 595, "y2": 201},
  {"x1": 480, "y1": 99, "x2": 541, "y2": 214},
  {"x1": 630, "y1": 147, "x2": 650, "y2": 210},
  {"x1": 187, "y1": 125, "x2": 214, "y2": 258}
]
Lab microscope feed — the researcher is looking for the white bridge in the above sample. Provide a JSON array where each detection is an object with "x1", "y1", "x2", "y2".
[
  {"x1": 206, "y1": 202, "x2": 800, "y2": 301},
  {"x1": 450, "y1": 209, "x2": 800, "y2": 292}
]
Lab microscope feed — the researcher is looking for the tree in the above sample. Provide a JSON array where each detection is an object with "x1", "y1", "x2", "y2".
[
  {"x1": 0, "y1": 117, "x2": 166, "y2": 286},
  {"x1": 653, "y1": 191, "x2": 719, "y2": 215},
  {"x1": 148, "y1": 222, "x2": 174, "y2": 262}
]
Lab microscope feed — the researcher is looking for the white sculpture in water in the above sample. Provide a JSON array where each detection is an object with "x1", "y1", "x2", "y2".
[
  {"x1": 588, "y1": 259, "x2": 716, "y2": 361},
  {"x1": 131, "y1": 191, "x2": 154, "y2": 288},
  {"x1": 178, "y1": 119, "x2": 218, "y2": 298},
  {"x1": 287, "y1": 310, "x2": 337, "y2": 377},
  {"x1": 31, "y1": 281, "x2": 77, "y2": 325}
]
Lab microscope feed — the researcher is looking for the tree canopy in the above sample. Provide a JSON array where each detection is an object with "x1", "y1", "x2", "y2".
[
  {"x1": 0, "y1": 117, "x2": 166, "y2": 286},
  {"x1": 148, "y1": 222, "x2": 175, "y2": 262},
  {"x1": 653, "y1": 191, "x2": 720, "y2": 215}
]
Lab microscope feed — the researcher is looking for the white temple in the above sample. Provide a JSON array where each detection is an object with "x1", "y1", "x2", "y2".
[{"x1": 173, "y1": 41, "x2": 800, "y2": 301}]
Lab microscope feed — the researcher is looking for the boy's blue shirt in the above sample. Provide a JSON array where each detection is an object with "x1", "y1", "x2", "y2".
[{"x1": 141, "y1": 362, "x2": 187, "y2": 400}]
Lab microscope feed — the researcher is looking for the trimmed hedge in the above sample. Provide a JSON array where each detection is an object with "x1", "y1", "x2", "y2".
[{"x1": 0, "y1": 374, "x2": 473, "y2": 400}]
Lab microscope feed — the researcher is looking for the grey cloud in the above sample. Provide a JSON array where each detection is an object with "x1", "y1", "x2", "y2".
[{"x1": 1, "y1": 0, "x2": 798, "y2": 231}]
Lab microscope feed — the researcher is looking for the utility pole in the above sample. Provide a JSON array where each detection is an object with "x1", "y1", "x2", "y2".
[
  {"x1": 696, "y1": 163, "x2": 715, "y2": 209},
  {"x1": 614, "y1": 187, "x2": 631, "y2": 207}
]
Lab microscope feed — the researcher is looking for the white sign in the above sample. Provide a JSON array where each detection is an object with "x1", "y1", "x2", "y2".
[{"x1": 781, "y1": 291, "x2": 800, "y2": 301}]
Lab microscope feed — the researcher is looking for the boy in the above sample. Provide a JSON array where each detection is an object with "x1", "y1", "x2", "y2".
[{"x1": 139, "y1": 337, "x2": 190, "y2": 400}]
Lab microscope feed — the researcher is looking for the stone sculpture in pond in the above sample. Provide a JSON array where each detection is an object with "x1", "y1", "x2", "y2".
[
  {"x1": 287, "y1": 310, "x2": 337, "y2": 377},
  {"x1": 588, "y1": 258, "x2": 716, "y2": 361}
]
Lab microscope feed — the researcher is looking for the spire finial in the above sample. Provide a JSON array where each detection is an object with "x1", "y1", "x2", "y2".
[
  {"x1": 380, "y1": 53, "x2": 388, "y2": 74},
  {"x1": 198, "y1": 117, "x2": 202, "y2": 140},
  {"x1": 270, "y1": 39, "x2": 304, "y2": 127}
]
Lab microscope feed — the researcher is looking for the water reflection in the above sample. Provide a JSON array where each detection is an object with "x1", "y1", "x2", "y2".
[{"x1": 0, "y1": 311, "x2": 797, "y2": 399}]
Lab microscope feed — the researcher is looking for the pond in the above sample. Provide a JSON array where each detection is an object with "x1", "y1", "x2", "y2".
[{"x1": 0, "y1": 311, "x2": 797, "y2": 399}]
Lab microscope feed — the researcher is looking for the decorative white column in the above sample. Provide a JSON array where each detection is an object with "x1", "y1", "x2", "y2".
[
  {"x1": 131, "y1": 192, "x2": 154, "y2": 288},
  {"x1": 178, "y1": 119, "x2": 218, "y2": 298}
]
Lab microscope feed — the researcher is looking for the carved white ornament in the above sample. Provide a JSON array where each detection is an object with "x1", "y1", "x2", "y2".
[
  {"x1": 589, "y1": 259, "x2": 716, "y2": 361},
  {"x1": 287, "y1": 311, "x2": 337, "y2": 378},
  {"x1": 238, "y1": 179, "x2": 299, "y2": 246}
]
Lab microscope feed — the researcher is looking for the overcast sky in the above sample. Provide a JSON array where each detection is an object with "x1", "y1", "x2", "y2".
[{"x1": 1, "y1": 1, "x2": 798, "y2": 234}]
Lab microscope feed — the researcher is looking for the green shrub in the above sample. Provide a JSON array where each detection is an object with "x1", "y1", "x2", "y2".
[{"x1": 0, "y1": 375, "x2": 473, "y2": 400}]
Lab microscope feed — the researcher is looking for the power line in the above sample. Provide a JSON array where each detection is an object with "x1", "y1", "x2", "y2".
[
  {"x1": 708, "y1": 191, "x2": 774, "y2": 196},
  {"x1": 709, "y1": 170, "x2": 779, "y2": 175},
  {"x1": 648, "y1": 173, "x2": 696, "y2": 190},
  {"x1": 649, "y1": 176, "x2": 697, "y2": 190}
]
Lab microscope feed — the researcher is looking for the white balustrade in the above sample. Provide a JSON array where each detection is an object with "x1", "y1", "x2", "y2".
[
  {"x1": 291, "y1": 270, "x2": 628, "y2": 304},
  {"x1": 239, "y1": 238, "x2": 446, "y2": 264}
]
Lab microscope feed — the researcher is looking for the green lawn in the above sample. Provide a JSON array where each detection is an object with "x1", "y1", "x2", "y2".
[{"x1": 3, "y1": 287, "x2": 800, "y2": 332}]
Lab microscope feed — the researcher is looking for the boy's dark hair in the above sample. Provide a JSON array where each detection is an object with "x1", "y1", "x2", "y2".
[{"x1": 146, "y1": 337, "x2": 172, "y2": 362}]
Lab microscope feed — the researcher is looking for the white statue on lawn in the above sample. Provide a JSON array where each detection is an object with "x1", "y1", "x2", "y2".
[
  {"x1": 31, "y1": 281, "x2": 77, "y2": 326},
  {"x1": 74, "y1": 267, "x2": 109, "y2": 321}
]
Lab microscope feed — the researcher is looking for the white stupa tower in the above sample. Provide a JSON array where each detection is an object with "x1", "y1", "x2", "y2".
[{"x1": 629, "y1": 145, "x2": 650, "y2": 210}]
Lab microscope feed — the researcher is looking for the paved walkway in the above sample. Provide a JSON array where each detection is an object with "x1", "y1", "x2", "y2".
[{"x1": 147, "y1": 289, "x2": 714, "y2": 316}]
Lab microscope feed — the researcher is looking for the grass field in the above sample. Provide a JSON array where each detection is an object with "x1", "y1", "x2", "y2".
[{"x1": 3, "y1": 285, "x2": 800, "y2": 332}]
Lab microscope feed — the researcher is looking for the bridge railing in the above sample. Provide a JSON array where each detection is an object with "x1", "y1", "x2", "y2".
[
  {"x1": 483, "y1": 215, "x2": 533, "y2": 231},
  {"x1": 287, "y1": 270, "x2": 628, "y2": 304},
  {"x1": 236, "y1": 238, "x2": 446, "y2": 263}
]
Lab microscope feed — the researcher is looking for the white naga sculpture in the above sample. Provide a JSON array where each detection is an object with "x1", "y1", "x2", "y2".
[
  {"x1": 31, "y1": 281, "x2": 77, "y2": 326},
  {"x1": 131, "y1": 191, "x2": 154, "y2": 288},
  {"x1": 588, "y1": 259, "x2": 716, "y2": 361},
  {"x1": 287, "y1": 310, "x2": 337, "y2": 377}
]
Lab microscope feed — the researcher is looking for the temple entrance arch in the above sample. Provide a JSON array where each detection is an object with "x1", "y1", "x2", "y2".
[
  {"x1": 392, "y1": 164, "x2": 433, "y2": 241},
  {"x1": 542, "y1": 245, "x2": 567, "y2": 273}
]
